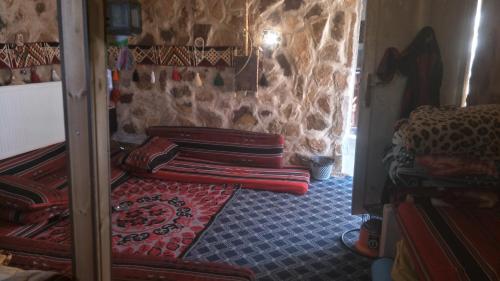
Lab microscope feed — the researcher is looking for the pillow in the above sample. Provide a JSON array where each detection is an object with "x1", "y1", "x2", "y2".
[
  {"x1": 123, "y1": 137, "x2": 178, "y2": 173},
  {"x1": 146, "y1": 126, "x2": 285, "y2": 168},
  {"x1": 0, "y1": 206, "x2": 67, "y2": 225},
  {"x1": 0, "y1": 176, "x2": 68, "y2": 210},
  {"x1": 402, "y1": 105, "x2": 500, "y2": 160}
]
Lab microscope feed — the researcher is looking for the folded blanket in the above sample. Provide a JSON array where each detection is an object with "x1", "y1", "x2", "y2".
[
  {"x1": 416, "y1": 155, "x2": 498, "y2": 178},
  {"x1": 402, "y1": 105, "x2": 500, "y2": 160}
]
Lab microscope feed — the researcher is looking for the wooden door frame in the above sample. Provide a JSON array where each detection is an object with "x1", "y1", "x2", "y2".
[
  {"x1": 351, "y1": 0, "x2": 381, "y2": 215},
  {"x1": 58, "y1": 0, "x2": 111, "y2": 280}
]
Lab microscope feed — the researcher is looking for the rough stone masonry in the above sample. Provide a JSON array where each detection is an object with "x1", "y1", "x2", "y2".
[
  {"x1": 119, "y1": 0, "x2": 360, "y2": 172},
  {"x1": 0, "y1": 0, "x2": 360, "y2": 173}
]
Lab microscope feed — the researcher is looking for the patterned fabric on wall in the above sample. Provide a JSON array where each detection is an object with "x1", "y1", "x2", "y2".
[
  {"x1": 196, "y1": 47, "x2": 234, "y2": 67},
  {"x1": 0, "y1": 42, "x2": 235, "y2": 69},
  {"x1": 0, "y1": 42, "x2": 60, "y2": 69},
  {"x1": 107, "y1": 45, "x2": 235, "y2": 68}
]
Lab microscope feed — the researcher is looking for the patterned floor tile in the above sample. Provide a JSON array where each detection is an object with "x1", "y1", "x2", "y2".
[{"x1": 184, "y1": 176, "x2": 372, "y2": 281}]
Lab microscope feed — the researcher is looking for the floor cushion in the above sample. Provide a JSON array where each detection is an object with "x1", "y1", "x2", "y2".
[{"x1": 146, "y1": 126, "x2": 285, "y2": 169}]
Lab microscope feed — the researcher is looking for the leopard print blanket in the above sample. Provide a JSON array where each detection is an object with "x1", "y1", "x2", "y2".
[{"x1": 401, "y1": 105, "x2": 500, "y2": 160}]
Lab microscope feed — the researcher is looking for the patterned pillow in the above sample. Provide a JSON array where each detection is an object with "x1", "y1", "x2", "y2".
[
  {"x1": 123, "y1": 137, "x2": 178, "y2": 173},
  {"x1": 0, "y1": 176, "x2": 68, "y2": 210}
]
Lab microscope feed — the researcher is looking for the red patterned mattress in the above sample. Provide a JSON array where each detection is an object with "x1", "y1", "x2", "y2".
[
  {"x1": 135, "y1": 155, "x2": 310, "y2": 195},
  {"x1": 146, "y1": 126, "x2": 285, "y2": 168},
  {"x1": 0, "y1": 237, "x2": 255, "y2": 281},
  {"x1": 0, "y1": 144, "x2": 254, "y2": 280},
  {"x1": 396, "y1": 201, "x2": 500, "y2": 281},
  {"x1": 0, "y1": 144, "x2": 241, "y2": 258}
]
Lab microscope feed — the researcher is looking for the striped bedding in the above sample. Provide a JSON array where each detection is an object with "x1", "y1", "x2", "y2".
[
  {"x1": 0, "y1": 145, "x2": 255, "y2": 280},
  {"x1": 0, "y1": 143, "x2": 66, "y2": 177},
  {"x1": 0, "y1": 237, "x2": 255, "y2": 281},
  {"x1": 135, "y1": 155, "x2": 310, "y2": 195},
  {"x1": 146, "y1": 126, "x2": 285, "y2": 169},
  {"x1": 0, "y1": 143, "x2": 129, "y2": 238},
  {"x1": 395, "y1": 201, "x2": 500, "y2": 281}
]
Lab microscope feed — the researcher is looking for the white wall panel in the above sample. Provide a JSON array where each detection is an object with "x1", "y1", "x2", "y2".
[{"x1": 0, "y1": 82, "x2": 65, "y2": 160}]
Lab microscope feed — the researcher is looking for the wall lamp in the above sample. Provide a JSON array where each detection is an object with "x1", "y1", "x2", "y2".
[
  {"x1": 261, "y1": 29, "x2": 281, "y2": 49},
  {"x1": 107, "y1": 0, "x2": 142, "y2": 35}
]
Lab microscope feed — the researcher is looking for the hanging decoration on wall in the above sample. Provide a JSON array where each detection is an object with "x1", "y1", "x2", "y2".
[
  {"x1": 51, "y1": 68, "x2": 60, "y2": 81},
  {"x1": 259, "y1": 73, "x2": 269, "y2": 87},
  {"x1": 132, "y1": 69, "x2": 140, "y2": 82},
  {"x1": 116, "y1": 46, "x2": 134, "y2": 70},
  {"x1": 30, "y1": 68, "x2": 41, "y2": 83},
  {"x1": 0, "y1": 41, "x2": 235, "y2": 70},
  {"x1": 159, "y1": 69, "x2": 167, "y2": 91},
  {"x1": 194, "y1": 72, "x2": 203, "y2": 87},
  {"x1": 172, "y1": 67, "x2": 182, "y2": 81},
  {"x1": 107, "y1": 45, "x2": 235, "y2": 68},
  {"x1": 150, "y1": 70, "x2": 156, "y2": 84},
  {"x1": 112, "y1": 69, "x2": 120, "y2": 82},
  {"x1": 0, "y1": 42, "x2": 60, "y2": 69},
  {"x1": 214, "y1": 72, "x2": 224, "y2": 87},
  {"x1": 157, "y1": 46, "x2": 192, "y2": 66},
  {"x1": 111, "y1": 69, "x2": 121, "y2": 105},
  {"x1": 193, "y1": 37, "x2": 205, "y2": 87},
  {"x1": 196, "y1": 47, "x2": 233, "y2": 67}
]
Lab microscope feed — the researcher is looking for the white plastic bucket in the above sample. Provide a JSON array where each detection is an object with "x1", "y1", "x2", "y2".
[{"x1": 310, "y1": 156, "x2": 335, "y2": 180}]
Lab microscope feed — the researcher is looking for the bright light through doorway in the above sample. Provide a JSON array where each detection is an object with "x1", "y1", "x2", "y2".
[{"x1": 462, "y1": 0, "x2": 483, "y2": 106}]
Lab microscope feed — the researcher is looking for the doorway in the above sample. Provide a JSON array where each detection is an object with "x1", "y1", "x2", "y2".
[
  {"x1": 341, "y1": 0, "x2": 367, "y2": 177},
  {"x1": 351, "y1": 0, "x2": 480, "y2": 214}
]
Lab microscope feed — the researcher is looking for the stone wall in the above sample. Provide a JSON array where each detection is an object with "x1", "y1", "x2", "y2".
[
  {"x1": 118, "y1": 0, "x2": 360, "y2": 170},
  {"x1": 0, "y1": 0, "x2": 60, "y2": 85}
]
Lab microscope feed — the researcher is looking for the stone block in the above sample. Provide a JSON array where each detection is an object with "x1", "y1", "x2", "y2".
[
  {"x1": 120, "y1": 93, "x2": 134, "y2": 104},
  {"x1": 317, "y1": 96, "x2": 331, "y2": 114},
  {"x1": 198, "y1": 108, "x2": 223, "y2": 127},
  {"x1": 313, "y1": 64, "x2": 334, "y2": 87},
  {"x1": 193, "y1": 24, "x2": 212, "y2": 41},
  {"x1": 305, "y1": 4, "x2": 323, "y2": 19},
  {"x1": 306, "y1": 114, "x2": 328, "y2": 131},
  {"x1": 171, "y1": 86, "x2": 192, "y2": 98},
  {"x1": 284, "y1": 0, "x2": 304, "y2": 11},
  {"x1": 331, "y1": 11, "x2": 346, "y2": 41},
  {"x1": 276, "y1": 54, "x2": 293, "y2": 77},
  {"x1": 307, "y1": 138, "x2": 327, "y2": 153}
]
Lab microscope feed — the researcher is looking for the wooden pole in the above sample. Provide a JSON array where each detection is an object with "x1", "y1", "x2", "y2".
[
  {"x1": 245, "y1": 0, "x2": 249, "y2": 56},
  {"x1": 58, "y1": 0, "x2": 112, "y2": 280}
]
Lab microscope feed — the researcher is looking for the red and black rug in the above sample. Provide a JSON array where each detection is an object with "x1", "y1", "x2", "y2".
[{"x1": 33, "y1": 177, "x2": 239, "y2": 259}]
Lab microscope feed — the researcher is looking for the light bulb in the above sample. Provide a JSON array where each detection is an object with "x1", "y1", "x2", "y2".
[{"x1": 262, "y1": 30, "x2": 281, "y2": 49}]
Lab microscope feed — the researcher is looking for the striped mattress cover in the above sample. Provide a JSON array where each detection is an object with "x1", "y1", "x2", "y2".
[
  {"x1": 395, "y1": 200, "x2": 500, "y2": 281},
  {"x1": 0, "y1": 145, "x2": 255, "y2": 280},
  {"x1": 146, "y1": 126, "x2": 285, "y2": 169},
  {"x1": 0, "y1": 237, "x2": 255, "y2": 281},
  {"x1": 135, "y1": 155, "x2": 310, "y2": 195},
  {"x1": 0, "y1": 142, "x2": 129, "y2": 238}
]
